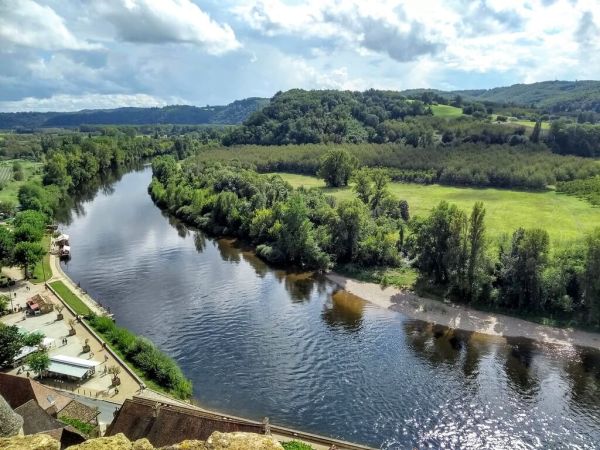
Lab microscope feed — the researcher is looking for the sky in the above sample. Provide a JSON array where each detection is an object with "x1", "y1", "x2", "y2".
[{"x1": 0, "y1": 0, "x2": 599, "y2": 112}]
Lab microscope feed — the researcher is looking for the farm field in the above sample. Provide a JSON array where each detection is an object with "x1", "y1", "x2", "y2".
[
  {"x1": 509, "y1": 119, "x2": 551, "y2": 130},
  {"x1": 431, "y1": 104, "x2": 463, "y2": 117},
  {"x1": 0, "y1": 159, "x2": 42, "y2": 204},
  {"x1": 274, "y1": 172, "x2": 600, "y2": 245}
]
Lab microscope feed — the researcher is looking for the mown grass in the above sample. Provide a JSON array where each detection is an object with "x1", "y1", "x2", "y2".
[
  {"x1": 276, "y1": 172, "x2": 600, "y2": 245},
  {"x1": 431, "y1": 104, "x2": 463, "y2": 117},
  {"x1": 0, "y1": 160, "x2": 43, "y2": 204},
  {"x1": 336, "y1": 264, "x2": 418, "y2": 289},
  {"x1": 49, "y1": 280, "x2": 91, "y2": 316},
  {"x1": 31, "y1": 234, "x2": 52, "y2": 284},
  {"x1": 508, "y1": 119, "x2": 551, "y2": 130}
]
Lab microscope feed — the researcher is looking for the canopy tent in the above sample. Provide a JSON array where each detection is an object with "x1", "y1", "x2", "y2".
[
  {"x1": 41, "y1": 337, "x2": 55, "y2": 349},
  {"x1": 50, "y1": 355, "x2": 98, "y2": 368},
  {"x1": 14, "y1": 346, "x2": 38, "y2": 363},
  {"x1": 46, "y1": 362, "x2": 89, "y2": 380}
]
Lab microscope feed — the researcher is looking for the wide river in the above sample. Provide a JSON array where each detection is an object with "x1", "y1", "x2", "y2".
[{"x1": 59, "y1": 166, "x2": 600, "y2": 449}]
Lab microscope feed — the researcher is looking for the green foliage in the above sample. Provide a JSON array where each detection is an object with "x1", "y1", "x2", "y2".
[
  {"x1": 317, "y1": 149, "x2": 357, "y2": 187},
  {"x1": 26, "y1": 351, "x2": 50, "y2": 376},
  {"x1": 547, "y1": 121, "x2": 600, "y2": 157},
  {"x1": 223, "y1": 89, "x2": 430, "y2": 145},
  {"x1": 13, "y1": 241, "x2": 44, "y2": 278},
  {"x1": 21, "y1": 331, "x2": 44, "y2": 347},
  {"x1": 0, "y1": 324, "x2": 23, "y2": 368},
  {"x1": 87, "y1": 315, "x2": 193, "y2": 399},
  {"x1": 193, "y1": 142, "x2": 600, "y2": 190},
  {"x1": 584, "y1": 229, "x2": 600, "y2": 325},
  {"x1": 0, "y1": 294, "x2": 9, "y2": 314},
  {"x1": 281, "y1": 441, "x2": 315, "y2": 450},
  {"x1": 557, "y1": 176, "x2": 600, "y2": 206},
  {"x1": 59, "y1": 416, "x2": 95, "y2": 436},
  {"x1": 0, "y1": 226, "x2": 15, "y2": 266}
]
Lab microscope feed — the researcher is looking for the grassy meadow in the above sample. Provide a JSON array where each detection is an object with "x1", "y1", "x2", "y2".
[
  {"x1": 275, "y1": 172, "x2": 600, "y2": 245},
  {"x1": 430, "y1": 104, "x2": 463, "y2": 117},
  {"x1": 0, "y1": 160, "x2": 43, "y2": 204}
]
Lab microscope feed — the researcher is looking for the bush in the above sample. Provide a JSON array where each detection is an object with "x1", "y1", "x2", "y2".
[{"x1": 281, "y1": 441, "x2": 314, "y2": 450}]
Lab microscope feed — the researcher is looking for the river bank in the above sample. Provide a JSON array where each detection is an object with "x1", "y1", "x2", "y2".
[{"x1": 327, "y1": 272, "x2": 600, "y2": 350}]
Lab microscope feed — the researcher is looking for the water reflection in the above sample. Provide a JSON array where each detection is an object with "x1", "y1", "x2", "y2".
[
  {"x1": 322, "y1": 290, "x2": 364, "y2": 332},
  {"x1": 504, "y1": 338, "x2": 540, "y2": 397}
]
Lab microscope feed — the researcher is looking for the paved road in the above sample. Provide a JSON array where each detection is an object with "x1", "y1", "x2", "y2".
[{"x1": 62, "y1": 391, "x2": 120, "y2": 425}]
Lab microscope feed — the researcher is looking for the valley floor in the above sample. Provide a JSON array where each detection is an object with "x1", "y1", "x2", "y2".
[{"x1": 327, "y1": 272, "x2": 600, "y2": 350}]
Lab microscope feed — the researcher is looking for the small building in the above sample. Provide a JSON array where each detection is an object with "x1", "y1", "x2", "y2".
[
  {"x1": 59, "y1": 245, "x2": 71, "y2": 258},
  {"x1": 46, "y1": 355, "x2": 99, "y2": 381},
  {"x1": 13, "y1": 345, "x2": 38, "y2": 366},
  {"x1": 25, "y1": 294, "x2": 54, "y2": 315}
]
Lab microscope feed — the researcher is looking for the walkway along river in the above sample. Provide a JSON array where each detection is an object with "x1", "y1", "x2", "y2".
[{"x1": 58, "y1": 166, "x2": 600, "y2": 449}]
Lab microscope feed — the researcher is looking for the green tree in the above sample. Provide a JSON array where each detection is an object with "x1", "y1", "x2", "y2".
[
  {"x1": 369, "y1": 169, "x2": 390, "y2": 216},
  {"x1": 26, "y1": 351, "x2": 50, "y2": 378},
  {"x1": 0, "y1": 295, "x2": 10, "y2": 314},
  {"x1": 0, "y1": 227, "x2": 14, "y2": 270},
  {"x1": 0, "y1": 200, "x2": 16, "y2": 218},
  {"x1": 13, "y1": 241, "x2": 45, "y2": 278},
  {"x1": 352, "y1": 168, "x2": 372, "y2": 204},
  {"x1": 499, "y1": 228, "x2": 550, "y2": 310},
  {"x1": 583, "y1": 228, "x2": 600, "y2": 324},
  {"x1": 13, "y1": 224, "x2": 43, "y2": 243},
  {"x1": 530, "y1": 120, "x2": 542, "y2": 144},
  {"x1": 466, "y1": 202, "x2": 487, "y2": 301},
  {"x1": 0, "y1": 324, "x2": 23, "y2": 368},
  {"x1": 333, "y1": 199, "x2": 370, "y2": 262},
  {"x1": 22, "y1": 331, "x2": 44, "y2": 347},
  {"x1": 317, "y1": 149, "x2": 358, "y2": 187}
]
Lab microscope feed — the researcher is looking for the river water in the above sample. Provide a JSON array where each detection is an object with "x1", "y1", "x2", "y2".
[{"x1": 59, "y1": 166, "x2": 600, "y2": 449}]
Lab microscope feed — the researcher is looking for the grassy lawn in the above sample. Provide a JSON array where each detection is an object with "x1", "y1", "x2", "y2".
[
  {"x1": 275, "y1": 172, "x2": 600, "y2": 245},
  {"x1": 431, "y1": 104, "x2": 463, "y2": 117},
  {"x1": 49, "y1": 280, "x2": 92, "y2": 316},
  {"x1": 508, "y1": 119, "x2": 551, "y2": 130},
  {"x1": 0, "y1": 160, "x2": 43, "y2": 204},
  {"x1": 31, "y1": 234, "x2": 52, "y2": 284},
  {"x1": 336, "y1": 264, "x2": 418, "y2": 289}
]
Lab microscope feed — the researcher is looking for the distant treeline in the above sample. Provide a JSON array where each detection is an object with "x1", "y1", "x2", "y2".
[
  {"x1": 194, "y1": 143, "x2": 600, "y2": 190},
  {"x1": 0, "y1": 98, "x2": 267, "y2": 129}
]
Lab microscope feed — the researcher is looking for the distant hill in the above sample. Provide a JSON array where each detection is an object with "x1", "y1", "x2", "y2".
[
  {"x1": 0, "y1": 98, "x2": 269, "y2": 129},
  {"x1": 402, "y1": 81, "x2": 600, "y2": 112}
]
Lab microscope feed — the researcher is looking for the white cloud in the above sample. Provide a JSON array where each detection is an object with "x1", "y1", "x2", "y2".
[
  {"x1": 0, "y1": 93, "x2": 181, "y2": 112},
  {"x1": 97, "y1": 0, "x2": 241, "y2": 54},
  {"x1": 0, "y1": 0, "x2": 99, "y2": 51}
]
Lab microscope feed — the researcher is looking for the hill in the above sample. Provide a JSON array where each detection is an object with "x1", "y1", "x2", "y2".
[
  {"x1": 0, "y1": 98, "x2": 268, "y2": 129},
  {"x1": 402, "y1": 81, "x2": 600, "y2": 112}
]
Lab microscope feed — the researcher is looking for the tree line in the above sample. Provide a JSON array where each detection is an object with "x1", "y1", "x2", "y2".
[{"x1": 150, "y1": 150, "x2": 600, "y2": 328}]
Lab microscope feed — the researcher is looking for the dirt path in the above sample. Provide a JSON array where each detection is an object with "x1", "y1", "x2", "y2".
[{"x1": 326, "y1": 273, "x2": 600, "y2": 350}]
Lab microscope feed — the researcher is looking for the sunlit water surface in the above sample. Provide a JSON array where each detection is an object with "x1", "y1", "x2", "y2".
[{"x1": 59, "y1": 167, "x2": 600, "y2": 449}]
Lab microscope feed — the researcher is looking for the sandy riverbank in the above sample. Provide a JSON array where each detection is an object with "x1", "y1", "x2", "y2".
[{"x1": 326, "y1": 272, "x2": 600, "y2": 351}]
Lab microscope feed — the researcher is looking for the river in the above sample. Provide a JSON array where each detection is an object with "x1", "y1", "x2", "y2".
[{"x1": 58, "y1": 166, "x2": 600, "y2": 449}]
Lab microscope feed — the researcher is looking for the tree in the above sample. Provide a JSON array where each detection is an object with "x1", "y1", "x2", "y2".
[
  {"x1": 22, "y1": 331, "x2": 44, "y2": 347},
  {"x1": 352, "y1": 169, "x2": 372, "y2": 204},
  {"x1": 583, "y1": 228, "x2": 600, "y2": 324},
  {"x1": 317, "y1": 149, "x2": 358, "y2": 187},
  {"x1": 0, "y1": 227, "x2": 14, "y2": 270},
  {"x1": 333, "y1": 199, "x2": 371, "y2": 262},
  {"x1": 0, "y1": 324, "x2": 23, "y2": 368},
  {"x1": 0, "y1": 295, "x2": 9, "y2": 314},
  {"x1": 530, "y1": 120, "x2": 542, "y2": 143},
  {"x1": 0, "y1": 200, "x2": 16, "y2": 218},
  {"x1": 499, "y1": 228, "x2": 550, "y2": 310},
  {"x1": 26, "y1": 351, "x2": 50, "y2": 378},
  {"x1": 14, "y1": 223, "x2": 43, "y2": 243},
  {"x1": 369, "y1": 169, "x2": 390, "y2": 216},
  {"x1": 466, "y1": 202, "x2": 487, "y2": 301},
  {"x1": 13, "y1": 241, "x2": 44, "y2": 278}
]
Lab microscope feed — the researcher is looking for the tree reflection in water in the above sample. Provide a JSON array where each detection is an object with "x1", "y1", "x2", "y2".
[{"x1": 321, "y1": 290, "x2": 365, "y2": 332}]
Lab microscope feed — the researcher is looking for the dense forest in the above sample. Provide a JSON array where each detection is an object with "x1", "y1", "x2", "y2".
[
  {"x1": 0, "y1": 98, "x2": 267, "y2": 129},
  {"x1": 149, "y1": 152, "x2": 600, "y2": 328}
]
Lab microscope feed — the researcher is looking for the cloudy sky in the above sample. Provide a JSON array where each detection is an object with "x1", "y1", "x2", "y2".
[{"x1": 0, "y1": 0, "x2": 599, "y2": 111}]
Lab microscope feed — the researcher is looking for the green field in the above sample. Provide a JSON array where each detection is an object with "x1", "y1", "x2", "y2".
[
  {"x1": 49, "y1": 280, "x2": 91, "y2": 316},
  {"x1": 275, "y1": 172, "x2": 600, "y2": 245},
  {"x1": 509, "y1": 119, "x2": 551, "y2": 130},
  {"x1": 431, "y1": 104, "x2": 463, "y2": 117},
  {"x1": 0, "y1": 160, "x2": 43, "y2": 204}
]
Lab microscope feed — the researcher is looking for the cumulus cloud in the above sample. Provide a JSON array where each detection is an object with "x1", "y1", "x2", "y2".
[
  {"x1": 233, "y1": 0, "x2": 443, "y2": 62},
  {"x1": 0, "y1": 93, "x2": 179, "y2": 112},
  {"x1": 96, "y1": 0, "x2": 240, "y2": 54},
  {"x1": 0, "y1": 0, "x2": 99, "y2": 50}
]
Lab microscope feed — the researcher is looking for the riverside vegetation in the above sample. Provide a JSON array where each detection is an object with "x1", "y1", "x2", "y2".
[{"x1": 0, "y1": 132, "x2": 193, "y2": 399}]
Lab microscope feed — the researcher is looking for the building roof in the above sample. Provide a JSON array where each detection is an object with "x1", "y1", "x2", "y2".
[
  {"x1": 107, "y1": 397, "x2": 263, "y2": 447},
  {"x1": 14, "y1": 399, "x2": 64, "y2": 435},
  {"x1": 0, "y1": 373, "x2": 71, "y2": 412},
  {"x1": 56, "y1": 234, "x2": 69, "y2": 242},
  {"x1": 58, "y1": 400, "x2": 99, "y2": 424},
  {"x1": 14, "y1": 345, "x2": 38, "y2": 362},
  {"x1": 46, "y1": 361, "x2": 89, "y2": 379},
  {"x1": 50, "y1": 355, "x2": 99, "y2": 369}
]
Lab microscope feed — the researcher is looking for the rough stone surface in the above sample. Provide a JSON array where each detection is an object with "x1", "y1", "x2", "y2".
[
  {"x1": 0, "y1": 434, "x2": 60, "y2": 450},
  {"x1": 133, "y1": 438, "x2": 156, "y2": 450},
  {"x1": 0, "y1": 394, "x2": 24, "y2": 437},
  {"x1": 159, "y1": 440, "x2": 207, "y2": 450},
  {"x1": 205, "y1": 432, "x2": 284, "y2": 450},
  {"x1": 65, "y1": 433, "x2": 133, "y2": 449}
]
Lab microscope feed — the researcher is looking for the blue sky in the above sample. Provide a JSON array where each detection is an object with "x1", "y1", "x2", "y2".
[{"x1": 0, "y1": 0, "x2": 598, "y2": 111}]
